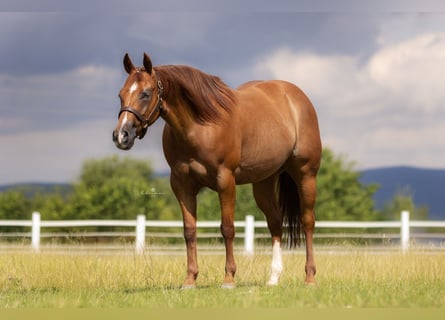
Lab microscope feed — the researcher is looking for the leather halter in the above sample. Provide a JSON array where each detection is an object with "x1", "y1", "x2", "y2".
[{"x1": 118, "y1": 80, "x2": 164, "y2": 139}]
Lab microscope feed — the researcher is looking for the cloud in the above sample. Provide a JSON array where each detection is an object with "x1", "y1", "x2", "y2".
[
  {"x1": 0, "y1": 118, "x2": 168, "y2": 184},
  {"x1": 255, "y1": 32, "x2": 445, "y2": 169},
  {"x1": 368, "y1": 33, "x2": 445, "y2": 113},
  {"x1": 0, "y1": 64, "x2": 123, "y2": 134},
  {"x1": 127, "y1": 13, "x2": 216, "y2": 50},
  {"x1": 0, "y1": 12, "x2": 138, "y2": 75}
]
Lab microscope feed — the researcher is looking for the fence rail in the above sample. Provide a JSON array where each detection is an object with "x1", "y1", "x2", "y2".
[{"x1": 1, "y1": 211, "x2": 445, "y2": 254}]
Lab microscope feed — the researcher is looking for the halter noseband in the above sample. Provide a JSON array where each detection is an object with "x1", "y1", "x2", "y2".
[{"x1": 118, "y1": 80, "x2": 164, "y2": 139}]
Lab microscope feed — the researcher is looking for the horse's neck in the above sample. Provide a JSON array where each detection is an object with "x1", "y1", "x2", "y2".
[
  {"x1": 161, "y1": 100, "x2": 197, "y2": 139},
  {"x1": 156, "y1": 70, "x2": 193, "y2": 136}
]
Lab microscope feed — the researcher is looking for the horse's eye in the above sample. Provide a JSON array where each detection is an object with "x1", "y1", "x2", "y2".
[{"x1": 140, "y1": 90, "x2": 152, "y2": 100}]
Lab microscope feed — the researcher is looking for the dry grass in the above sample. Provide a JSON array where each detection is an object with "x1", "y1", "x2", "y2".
[{"x1": 0, "y1": 246, "x2": 444, "y2": 308}]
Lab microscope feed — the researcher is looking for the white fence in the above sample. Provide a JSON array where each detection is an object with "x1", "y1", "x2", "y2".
[{"x1": 1, "y1": 211, "x2": 445, "y2": 254}]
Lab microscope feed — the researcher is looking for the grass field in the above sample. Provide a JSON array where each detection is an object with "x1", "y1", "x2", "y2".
[{"x1": 0, "y1": 246, "x2": 444, "y2": 308}]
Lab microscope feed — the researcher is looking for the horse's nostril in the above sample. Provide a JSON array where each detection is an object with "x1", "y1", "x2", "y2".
[{"x1": 114, "y1": 128, "x2": 133, "y2": 146}]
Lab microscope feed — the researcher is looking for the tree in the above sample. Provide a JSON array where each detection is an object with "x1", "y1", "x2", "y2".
[
  {"x1": 381, "y1": 186, "x2": 429, "y2": 220},
  {"x1": 315, "y1": 149, "x2": 380, "y2": 221},
  {"x1": 0, "y1": 190, "x2": 32, "y2": 232},
  {"x1": 144, "y1": 177, "x2": 180, "y2": 221},
  {"x1": 63, "y1": 156, "x2": 173, "y2": 222},
  {"x1": 31, "y1": 192, "x2": 67, "y2": 220},
  {"x1": 196, "y1": 184, "x2": 262, "y2": 221}
]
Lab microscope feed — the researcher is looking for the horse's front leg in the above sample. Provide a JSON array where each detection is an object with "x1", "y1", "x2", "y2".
[
  {"x1": 217, "y1": 169, "x2": 237, "y2": 289},
  {"x1": 182, "y1": 205, "x2": 199, "y2": 289},
  {"x1": 171, "y1": 176, "x2": 199, "y2": 289}
]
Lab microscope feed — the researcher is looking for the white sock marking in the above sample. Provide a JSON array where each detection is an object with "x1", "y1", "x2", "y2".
[{"x1": 267, "y1": 240, "x2": 283, "y2": 286}]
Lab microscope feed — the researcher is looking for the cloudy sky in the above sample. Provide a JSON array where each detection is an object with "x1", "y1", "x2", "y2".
[{"x1": 1, "y1": 1, "x2": 445, "y2": 184}]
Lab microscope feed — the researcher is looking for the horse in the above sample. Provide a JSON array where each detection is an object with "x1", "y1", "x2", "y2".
[{"x1": 112, "y1": 53, "x2": 322, "y2": 289}]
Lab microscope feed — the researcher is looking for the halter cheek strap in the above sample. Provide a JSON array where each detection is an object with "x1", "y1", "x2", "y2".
[{"x1": 118, "y1": 80, "x2": 164, "y2": 139}]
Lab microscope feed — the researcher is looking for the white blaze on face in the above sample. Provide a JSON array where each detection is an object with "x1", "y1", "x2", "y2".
[
  {"x1": 267, "y1": 240, "x2": 283, "y2": 286},
  {"x1": 117, "y1": 81, "x2": 138, "y2": 144},
  {"x1": 117, "y1": 113, "x2": 129, "y2": 145},
  {"x1": 129, "y1": 82, "x2": 138, "y2": 95}
]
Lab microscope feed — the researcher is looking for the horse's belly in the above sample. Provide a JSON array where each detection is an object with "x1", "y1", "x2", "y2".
[
  {"x1": 234, "y1": 131, "x2": 294, "y2": 184},
  {"x1": 234, "y1": 157, "x2": 285, "y2": 184}
]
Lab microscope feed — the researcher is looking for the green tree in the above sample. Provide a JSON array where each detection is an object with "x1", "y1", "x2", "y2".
[
  {"x1": 315, "y1": 149, "x2": 380, "y2": 221},
  {"x1": 196, "y1": 188, "x2": 219, "y2": 220},
  {"x1": 144, "y1": 177, "x2": 180, "y2": 221},
  {"x1": 31, "y1": 192, "x2": 67, "y2": 220},
  {"x1": 381, "y1": 186, "x2": 429, "y2": 220},
  {"x1": 235, "y1": 184, "x2": 263, "y2": 220},
  {"x1": 0, "y1": 190, "x2": 32, "y2": 231},
  {"x1": 63, "y1": 156, "x2": 172, "y2": 222},
  {"x1": 196, "y1": 184, "x2": 262, "y2": 221},
  {"x1": 0, "y1": 190, "x2": 32, "y2": 220}
]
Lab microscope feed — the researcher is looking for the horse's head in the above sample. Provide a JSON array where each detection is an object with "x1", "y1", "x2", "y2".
[{"x1": 112, "y1": 53, "x2": 163, "y2": 150}]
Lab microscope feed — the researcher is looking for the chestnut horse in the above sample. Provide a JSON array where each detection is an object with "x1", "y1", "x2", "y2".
[{"x1": 113, "y1": 53, "x2": 321, "y2": 288}]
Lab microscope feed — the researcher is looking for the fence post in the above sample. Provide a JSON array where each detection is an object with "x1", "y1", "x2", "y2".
[
  {"x1": 31, "y1": 212, "x2": 41, "y2": 253},
  {"x1": 135, "y1": 214, "x2": 146, "y2": 254},
  {"x1": 401, "y1": 210, "x2": 410, "y2": 253},
  {"x1": 244, "y1": 215, "x2": 255, "y2": 255}
]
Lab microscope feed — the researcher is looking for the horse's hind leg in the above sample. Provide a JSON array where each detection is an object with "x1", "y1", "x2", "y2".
[
  {"x1": 299, "y1": 172, "x2": 317, "y2": 284},
  {"x1": 287, "y1": 163, "x2": 318, "y2": 285},
  {"x1": 252, "y1": 175, "x2": 284, "y2": 286}
]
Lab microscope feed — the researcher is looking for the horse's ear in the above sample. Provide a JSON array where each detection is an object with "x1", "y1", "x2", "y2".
[
  {"x1": 123, "y1": 53, "x2": 135, "y2": 74},
  {"x1": 143, "y1": 52, "x2": 153, "y2": 75}
]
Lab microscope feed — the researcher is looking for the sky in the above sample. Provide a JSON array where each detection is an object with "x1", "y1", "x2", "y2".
[{"x1": 1, "y1": 1, "x2": 445, "y2": 184}]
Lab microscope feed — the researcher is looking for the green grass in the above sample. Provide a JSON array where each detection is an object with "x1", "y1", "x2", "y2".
[{"x1": 1, "y1": 248, "x2": 444, "y2": 308}]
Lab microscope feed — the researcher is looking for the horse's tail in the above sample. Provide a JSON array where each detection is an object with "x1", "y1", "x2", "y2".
[{"x1": 278, "y1": 172, "x2": 302, "y2": 248}]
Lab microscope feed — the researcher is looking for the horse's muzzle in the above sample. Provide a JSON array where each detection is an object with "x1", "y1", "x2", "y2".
[{"x1": 112, "y1": 128, "x2": 135, "y2": 150}]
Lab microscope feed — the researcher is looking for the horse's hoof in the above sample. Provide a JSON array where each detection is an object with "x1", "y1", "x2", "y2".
[
  {"x1": 181, "y1": 284, "x2": 196, "y2": 290},
  {"x1": 305, "y1": 280, "x2": 317, "y2": 287},
  {"x1": 221, "y1": 283, "x2": 236, "y2": 289},
  {"x1": 267, "y1": 275, "x2": 280, "y2": 286},
  {"x1": 267, "y1": 280, "x2": 279, "y2": 286}
]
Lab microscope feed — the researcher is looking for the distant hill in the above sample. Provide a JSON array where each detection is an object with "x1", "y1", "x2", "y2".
[
  {"x1": 0, "y1": 183, "x2": 72, "y2": 197},
  {"x1": 360, "y1": 166, "x2": 445, "y2": 220}
]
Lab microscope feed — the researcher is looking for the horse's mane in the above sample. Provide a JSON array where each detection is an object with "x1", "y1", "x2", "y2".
[{"x1": 155, "y1": 65, "x2": 236, "y2": 123}]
